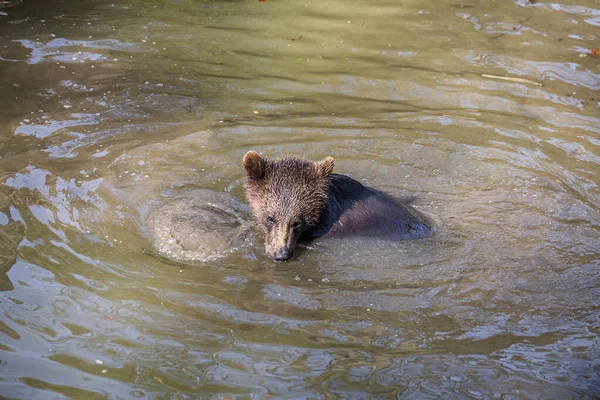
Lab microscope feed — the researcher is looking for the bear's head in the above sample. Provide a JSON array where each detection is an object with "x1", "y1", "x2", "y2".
[{"x1": 242, "y1": 151, "x2": 334, "y2": 261}]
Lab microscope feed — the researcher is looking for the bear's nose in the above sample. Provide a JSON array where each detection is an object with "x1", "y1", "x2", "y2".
[{"x1": 272, "y1": 249, "x2": 293, "y2": 262}]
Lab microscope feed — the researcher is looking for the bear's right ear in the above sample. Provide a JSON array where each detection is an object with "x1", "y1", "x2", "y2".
[{"x1": 242, "y1": 151, "x2": 266, "y2": 180}]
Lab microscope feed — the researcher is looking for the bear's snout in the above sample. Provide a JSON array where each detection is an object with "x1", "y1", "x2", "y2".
[
  {"x1": 264, "y1": 223, "x2": 299, "y2": 262},
  {"x1": 271, "y1": 248, "x2": 293, "y2": 262}
]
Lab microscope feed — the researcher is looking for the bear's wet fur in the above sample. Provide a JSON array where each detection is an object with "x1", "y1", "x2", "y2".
[{"x1": 242, "y1": 151, "x2": 433, "y2": 261}]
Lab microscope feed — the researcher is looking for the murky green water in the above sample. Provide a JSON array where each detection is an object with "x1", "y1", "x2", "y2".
[{"x1": 1, "y1": 0, "x2": 599, "y2": 398}]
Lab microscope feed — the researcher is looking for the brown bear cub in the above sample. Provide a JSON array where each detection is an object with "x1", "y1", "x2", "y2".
[{"x1": 242, "y1": 151, "x2": 433, "y2": 261}]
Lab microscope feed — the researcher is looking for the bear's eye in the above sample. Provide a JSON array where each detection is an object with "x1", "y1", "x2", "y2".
[{"x1": 266, "y1": 216, "x2": 276, "y2": 226}]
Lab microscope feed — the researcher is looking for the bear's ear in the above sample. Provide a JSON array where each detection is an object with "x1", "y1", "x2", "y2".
[
  {"x1": 243, "y1": 151, "x2": 266, "y2": 179},
  {"x1": 315, "y1": 156, "x2": 334, "y2": 179}
]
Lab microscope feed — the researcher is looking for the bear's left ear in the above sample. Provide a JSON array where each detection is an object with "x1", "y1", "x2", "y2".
[
  {"x1": 315, "y1": 156, "x2": 334, "y2": 179},
  {"x1": 243, "y1": 151, "x2": 266, "y2": 180}
]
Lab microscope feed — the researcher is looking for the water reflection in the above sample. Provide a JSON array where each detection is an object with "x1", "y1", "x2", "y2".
[{"x1": 1, "y1": 0, "x2": 599, "y2": 398}]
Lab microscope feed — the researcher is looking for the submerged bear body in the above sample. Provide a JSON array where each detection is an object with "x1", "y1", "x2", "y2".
[
  {"x1": 307, "y1": 173, "x2": 432, "y2": 240},
  {"x1": 243, "y1": 151, "x2": 433, "y2": 261}
]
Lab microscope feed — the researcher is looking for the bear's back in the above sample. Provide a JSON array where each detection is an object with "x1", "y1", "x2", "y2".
[{"x1": 315, "y1": 174, "x2": 433, "y2": 240}]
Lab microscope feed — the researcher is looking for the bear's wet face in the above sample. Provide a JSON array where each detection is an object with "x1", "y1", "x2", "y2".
[{"x1": 243, "y1": 151, "x2": 334, "y2": 261}]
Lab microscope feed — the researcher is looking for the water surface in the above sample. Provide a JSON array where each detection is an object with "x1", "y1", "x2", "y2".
[{"x1": 0, "y1": 0, "x2": 599, "y2": 398}]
